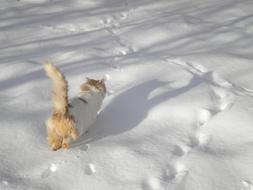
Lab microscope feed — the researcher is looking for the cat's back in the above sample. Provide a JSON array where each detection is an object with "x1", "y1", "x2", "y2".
[{"x1": 69, "y1": 96, "x2": 97, "y2": 135}]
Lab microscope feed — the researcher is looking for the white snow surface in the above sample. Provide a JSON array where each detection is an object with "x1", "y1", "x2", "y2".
[{"x1": 1, "y1": 0, "x2": 253, "y2": 190}]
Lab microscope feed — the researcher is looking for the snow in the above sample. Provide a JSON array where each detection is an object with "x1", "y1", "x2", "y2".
[{"x1": 1, "y1": 0, "x2": 253, "y2": 189}]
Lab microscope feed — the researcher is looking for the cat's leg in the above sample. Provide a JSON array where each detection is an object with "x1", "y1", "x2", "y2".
[
  {"x1": 71, "y1": 127, "x2": 79, "y2": 140},
  {"x1": 62, "y1": 137, "x2": 70, "y2": 149},
  {"x1": 47, "y1": 128, "x2": 62, "y2": 151},
  {"x1": 46, "y1": 118, "x2": 62, "y2": 151}
]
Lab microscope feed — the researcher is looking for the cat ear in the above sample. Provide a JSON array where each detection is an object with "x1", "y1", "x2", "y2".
[
  {"x1": 86, "y1": 77, "x2": 91, "y2": 81},
  {"x1": 100, "y1": 78, "x2": 105, "y2": 83}
]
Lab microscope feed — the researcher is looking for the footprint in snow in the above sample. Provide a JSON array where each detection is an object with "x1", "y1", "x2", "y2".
[
  {"x1": 41, "y1": 163, "x2": 62, "y2": 178},
  {"x1": 142, "y1": 177, "x2": 162, "y2": 190},
  {"x1": 197, "y1": 108, "x2": 213, "y2": 127},
  {"x1": 101, "y1": 16, "x2": 120, "y2": 28},
  {"x1": 209, "y1": 84, "x2": 235, "y2": 112},
  {"x1": 204, "y1": 71, "x2": 232, "y2": 88},
  {"x1": 173, "y1": 144, "x2": 192, "y2": 157},
  {"x1": 101, "y1": 17, "x2": 112, "y2": 25},
  {"x1": 2, "y1": 180, "x2": 8, "y2": 186},
  {"x1": 211, "y1": 93, "x2": 235, "y2": 112},
  {"x1": 76, "y1": 144, "x2": 90, "y2": 159},
  {"x1": 165, "y1": 162, "x2": 188, "y2": 182},
  {"x1": 85, "y1": 163, "x2": 96, "y2": 175},
  {"x1": 241, "y1": 180, "x2": 253, "y2": 190},
  {"x1": 190, "y1": 132, "x2": 210, "y2": 148},
  {"x1": 119, "y1": 12, "x2": 128, "y2": 20},
  {"x1": 213, "y1": 98, "x2": 234, "y2": 112},
  {"x1": 210, "y1": 85, "x2": 229, "y2": 99},
  {"x1": 80, "y1": 144, "x2": 90, "y2": 152},
  {"x1": 119, "y1": 48, "x2": 128, "y2": 55}
]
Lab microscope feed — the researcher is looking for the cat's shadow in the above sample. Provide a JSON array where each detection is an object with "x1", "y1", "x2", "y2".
[{"x1": 71, "y1": 75, "x2": 202, "y2": 147}]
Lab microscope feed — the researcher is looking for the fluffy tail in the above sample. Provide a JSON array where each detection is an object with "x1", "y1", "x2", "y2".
[{"x1": 44, "y1": 62, "x2": 69, "y2": 115}]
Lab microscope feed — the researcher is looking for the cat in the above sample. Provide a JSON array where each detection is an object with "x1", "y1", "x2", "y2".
[{"x1": 44, "y1": 62, "x2": 106, "y2": 151}]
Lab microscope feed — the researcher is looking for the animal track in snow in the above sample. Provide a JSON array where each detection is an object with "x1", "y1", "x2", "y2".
[
  {"x1": 142, "y1": 177, "x2": 162, "y2": 190},
  {"x1": 41, "y1": 162, "x2": 63, "y2": 178},
  {"x1": 102, "y1": 14, "x2": 133, "y2": 57},
  {"x1": 80, "y1": 144, "x2": 90, "y2": 152},
  {"x1": 2, "y1": 180, "x2": 8, "y2": 186},
  {"x1": 210, "y1": 86, "x2": 235, "y2": 112},
  {"x1": 101, "y1": 15, "x2": 120, "y2": 28},
  {"x1": 119, "y1": 12, "x2": 128, "y2": 20},
  {"x1": 101, "y1": 17, "x2": 112, "y2": 25},
  {"x1": 204, "y1": 71, "x2": 232, "y2": 87},
  {"x1": 85, "y1": 163, "x2": 96, "y2": 175},
  {"x1": 165, "y1": 162, "x2": 188, "y2": 182},
  {"x1": 213, "y1": 99, "x2": 234, "y2": 112},
  {"x1": 241, "y1": 180, "x2": 253, "y2": 190},
  {"x1": 118, "y1": 48, "x2": 128, "y2": 55},
  {"x1": 173, "y1": 144, "x2": 192, "y2": 157},
  {"x1": 207, "y1": 72, "x2": 236, "y2": 113},
  {"x1": 210, "y1": 85, "x2": 229, "y2": 99},
  {"x1": 197, "y1": 108, "x2": 213, "y2": 127},
  {"x1": 190, "y1": 132, "x2": 210, "y2": 148}
]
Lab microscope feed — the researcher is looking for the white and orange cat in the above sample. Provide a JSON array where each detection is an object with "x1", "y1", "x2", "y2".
[{"x1": 44, "y1": 63, "x2": 106, "y2": 151}]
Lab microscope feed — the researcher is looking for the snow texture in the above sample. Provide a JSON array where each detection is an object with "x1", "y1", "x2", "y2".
[{"x1": 1, "y1": 0, "x2": 253, "y2": 189}]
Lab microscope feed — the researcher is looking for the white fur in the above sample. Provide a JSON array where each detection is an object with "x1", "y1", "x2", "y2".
[{"x1": 69, "y1": 87, "x2": 105, "y2": 135}]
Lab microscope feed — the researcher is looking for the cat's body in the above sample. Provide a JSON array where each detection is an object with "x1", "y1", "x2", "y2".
[
  {"x1": 44, "y1": 63, "x2": 106, "y2": 151},
  {"x1": 69, "y1": 85, "x2": 105, "y2": 135}
]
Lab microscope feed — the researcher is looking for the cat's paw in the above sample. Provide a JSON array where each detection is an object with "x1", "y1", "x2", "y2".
[
  {"x1": 71, "y1": 127, "x2": 79, "y2": 140},
  {"x1": 62, "y1": 143, "x2": 69, "y2": 149}
]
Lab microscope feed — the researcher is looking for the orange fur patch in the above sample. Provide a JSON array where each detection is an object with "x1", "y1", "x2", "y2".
[
  {"x1": 47, "y1": 112, "x2": 78, "y2": 151},
  {"x1": 80, "y1": 78, "x2": 106, "y2": 93}
]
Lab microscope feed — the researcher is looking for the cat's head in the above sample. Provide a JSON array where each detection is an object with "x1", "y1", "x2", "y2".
[{"x1": 80, "y1": 78, "x2": 106, "y2": 94}]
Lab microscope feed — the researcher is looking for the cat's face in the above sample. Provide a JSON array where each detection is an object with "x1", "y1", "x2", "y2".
[{"x1": 80, "y1": 78, "x2": 106, "y2": 93}]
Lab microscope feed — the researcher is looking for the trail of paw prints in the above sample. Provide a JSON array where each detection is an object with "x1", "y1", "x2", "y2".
[
  {"x1": 161, "y1": 143, "x2": 191, "y2": 189},
  {"x1": 75, "y1": 144, "x2": 97, "y2": 176},
  {"x1": 101, "y1": 13, "x2": 136, "y2": 58},
  {"x1": 209, "y1": 85, "x2": 235, "y2": 113},
  {"x1": 161, "y1": 59, "x2": 223, "y2": 189},
  {"x1": 163, "y1": 132, "x2": 210, "y2": 187},
  {"x1": 141, "y1": 143, "x2": 190, "y2": 189},
  {"x1": 165, "y1": 58, "x2": 236, "y2": 112},
  {"x1": 187, "y1": 65, "x2": 236, "y2": 113},
  {"x1": 164, "y1": 57, "x2": 232, "y2": 89},
  {"x1": 162, "y1": 57, "x2": 208, "y2": 76},
  {"x1": 101, "y1": 12, "x2": 128, "y2": 29}
]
